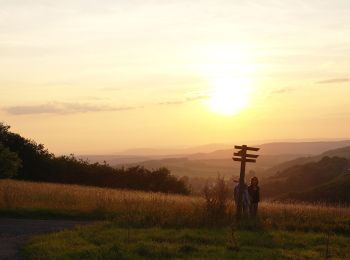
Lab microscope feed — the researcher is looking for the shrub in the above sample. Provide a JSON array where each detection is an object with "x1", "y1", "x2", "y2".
[{"x1": 203, "y1": 176, "x2": 231, "y2": 223}]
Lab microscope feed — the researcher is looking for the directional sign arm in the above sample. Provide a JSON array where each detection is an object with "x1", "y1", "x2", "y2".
[
  {"x1": 234, "y1": 153, "x2": 259, "y2": 158},
  {"x1": 234, "y1": 145, "x2": 260, "y2": 152},
  {"x1": 233, "y1": 157, "x2": 256, "y2": 163}
]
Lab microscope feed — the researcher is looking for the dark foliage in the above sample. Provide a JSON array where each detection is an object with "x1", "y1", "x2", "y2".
[
  {"x1": 282, "y1": 173, "x2": 350, "y2": 204},
  {"x1": 0, "y1": 143, "x2": 22, "y2": 178},
  {"x1": 262, "y1": 156, "x2": 350, "y2": 201},
  {"x1": 0, "y1": 123, "x2": 189, "y2": 194}
]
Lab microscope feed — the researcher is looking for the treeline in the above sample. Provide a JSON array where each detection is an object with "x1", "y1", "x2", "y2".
[{"x1": 0, "y1": 123, "x2": 189, "y2": 194}]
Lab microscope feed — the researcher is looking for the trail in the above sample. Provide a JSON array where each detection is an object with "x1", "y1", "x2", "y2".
[{"x1": 0, "y1": 218, "x2": 93, "y2": 260}]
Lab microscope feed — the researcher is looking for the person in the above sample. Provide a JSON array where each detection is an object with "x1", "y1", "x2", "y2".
[
  {"x1": 234, "y1": 181, "x2": 250, "y2": 216},
  {"x1": 248, "y1": 177, "x2": 260, "y2": 217}
]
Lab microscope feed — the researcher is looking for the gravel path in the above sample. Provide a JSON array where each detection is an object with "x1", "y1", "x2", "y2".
[{"x1": 0, "y1": 218, "x2": 93, "y2": 260}]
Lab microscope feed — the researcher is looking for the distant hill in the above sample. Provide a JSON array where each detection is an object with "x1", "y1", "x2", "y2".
[
  {"x1": 82, "y1": 140, "x2": 350, "y2": 165},
  {"x1": 280, "y1": 173, "x2": 350, "y2": 203},
  {"x1": 263, "y1": 146, "x2": 350, "y2": 177},
  {"x1": 262, "y1": 156, "x2": 350, "y2": 202},
  {"x1": 323, "y1": 146, "x2": 350, "y2": 158},
  {"x1": 113, "y1": 141, "x2": 350, "y2": 181},
  {"x1": 257, "y1": 140, "x2": 350, "y2": 155},
  {"x1": 78, "y1": 154, "x2": 154, "y2": 165},
  {"x1": 118, "y1": 158, "x2": 237, "y2": 179},
  {"x1": 79, "y1": 141, "x2": 350, "y2": 196},
  {"x1": 188, "y1": 140, "x2": 350, "y2": 160},
  {"x1": 118, "y1": 154, "x2": 304, "y2": 179},
  {"x1": 121, "y1": 143, "x2": 234, "y2": 156}
]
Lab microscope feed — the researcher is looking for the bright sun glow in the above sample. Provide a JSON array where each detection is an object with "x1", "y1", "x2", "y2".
[
  {"x1": 209, "y1": 78, "x2": 251, "y2": 116},
  {"x1": 192, "y1": 45, "x2": 256, "y2": 116}
]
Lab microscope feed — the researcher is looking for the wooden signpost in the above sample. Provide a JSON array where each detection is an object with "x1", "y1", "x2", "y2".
[{"x1": 233, "y1": 145, "x2": 260, "y2": 220}]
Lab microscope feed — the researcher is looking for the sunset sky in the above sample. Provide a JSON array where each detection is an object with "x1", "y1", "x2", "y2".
[{"x1": 1, "y1": 0, "x2": 350, "y2": 154}]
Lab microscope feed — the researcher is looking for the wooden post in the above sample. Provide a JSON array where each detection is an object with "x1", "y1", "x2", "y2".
[{"x1": 233, "y1": 145, "x2": 260, "y2": 220}]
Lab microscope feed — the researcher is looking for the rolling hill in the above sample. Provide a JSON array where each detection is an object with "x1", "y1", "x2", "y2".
[
  {"x1": 80, "y1": 140, "x2": 350, "y2": 165},
  {"x1": 78, "y1": 141, "x2": 350, "y2": 195},
  {"x1": 263, "y1": 145, "x2": 350, "y2": 177},
  {"x1": 112, "y1": 141, "x2": 350, "y2": 180},
  {"x1": 187, "y1": 140, "x2": 350, "y2": 160},
  {"x1": 280, "y1": 173, "x2": 350, "y2": 203},
  {"x1": 117, "y1": 154, "x2": 305, "y2": 179},
  {"x1": 261, "y1": 156, "x2": 350, "y2": 202}
]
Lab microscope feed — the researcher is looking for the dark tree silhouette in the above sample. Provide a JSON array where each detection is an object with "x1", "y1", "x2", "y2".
[
  {"x1": 0, "y1": 143, "x2": 21, "y2": 178},
  {"x1": 0, "y1": 123, "x2": 189, "y2": 195}
]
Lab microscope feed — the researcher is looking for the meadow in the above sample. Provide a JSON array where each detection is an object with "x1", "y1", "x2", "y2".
[{"x1": 1, "y1": 180, "x2": 350, "y2": 259}]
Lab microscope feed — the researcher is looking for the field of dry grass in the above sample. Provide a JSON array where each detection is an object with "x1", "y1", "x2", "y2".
[{"x1": 1, "y1": 179, "x2": 349, "y2": 234}]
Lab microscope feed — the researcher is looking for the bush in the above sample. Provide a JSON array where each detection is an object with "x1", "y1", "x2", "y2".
[{"x1": 203, "y1": 176, "x2": 231, "y2": 222}]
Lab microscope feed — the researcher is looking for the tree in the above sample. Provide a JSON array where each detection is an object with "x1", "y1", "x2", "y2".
[
  {"x1": 0, "y1": 122, "x2": 53, "y2": 180},
  {"x1": 0, "y1": 122, "x2": 190, "y2": 194},
  {"x1": 0, "y1": 143, "x2": 21, "y2": 178}
]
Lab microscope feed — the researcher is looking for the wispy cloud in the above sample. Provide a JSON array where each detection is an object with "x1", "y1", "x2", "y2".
[
  {"x1": 158, "y1": 94, "x2": 209, "y2": 106},
  {"x1": 100, "y1": 87, "x2": 124, "y2": 92},
  {"x1": 4, "y1": 93, "x2": 209, "y2": 115},
  {"x1": 270, "y1": 88, "x2": 296, "y2": 95},
  {"x1": 185, "y1": 95, "x2": 210, "y2": 102},
  {"x1": 316, "y1": 78, "x2": 349, "y2": 84},
  {"x1": 158, "y1": 101, "x2": 184, "y2": 106},
  {"x1": 4, "y1": 102, "x2": 138, "y2": 115}
]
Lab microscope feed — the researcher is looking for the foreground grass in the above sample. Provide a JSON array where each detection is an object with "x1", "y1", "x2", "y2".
[
  {"x1": 2, "y1": 180, "x2": 350, "y2": 259},
  {"x1": 23, "y1": 223, "x2": 350, "y2": 259},
  {"x1": 1, "y1": 180, "x2": 350, "y2": 234}
]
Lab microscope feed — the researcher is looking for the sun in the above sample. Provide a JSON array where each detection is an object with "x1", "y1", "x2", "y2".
[{"x1": 208, "y1": 78, "x2": 251, "y2": 116}]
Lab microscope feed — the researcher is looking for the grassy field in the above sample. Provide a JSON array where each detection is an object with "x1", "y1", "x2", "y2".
[
  {"x1": 23, "y1": 225, "x2": 350, "y2": 259},
  {"x1": 1, "y1": 180, "x2": 350, "y2": 259}
]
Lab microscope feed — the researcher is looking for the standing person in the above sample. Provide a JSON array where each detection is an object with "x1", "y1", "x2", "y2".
[
  {"x1": 248, "y1": 177, "x2": 260, "y2": 217},
  {"x1": 234, "y1": 181, "x2": 250, "y2": 216}
]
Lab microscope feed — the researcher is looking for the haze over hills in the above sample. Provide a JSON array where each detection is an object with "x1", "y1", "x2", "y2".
[
  {"x1": 78, "y1": 141, "x2": 350, "y2": 189},
  {"x1": 80, "y1": 140, "x2": 350, "y2": 166},
  {"x1": 75, "y1": 141, "x2": 350, "y2": 190},
  {"x1": 187, "y1": 140, "x2": 350, "y2": 160},
  {"x1": 120, "y1": 143, "x2": 235, "y2": 156},
  {"x1": 3, "y1": 120, "x2": 350, "y2": 201},
  {"x1": 263, "y1": 145, "x2": 350, "y2": 177},
  {"x1": 116, "y1": 154, "x2": 304, "y2": 180}
]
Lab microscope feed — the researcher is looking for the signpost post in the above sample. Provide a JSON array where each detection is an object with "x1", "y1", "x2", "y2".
[{"x1": 233, "y1": 145, "x2": 260, "y2": 220}]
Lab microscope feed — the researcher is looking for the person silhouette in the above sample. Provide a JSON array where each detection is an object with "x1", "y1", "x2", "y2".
[
  {"x1": 234, "y1": 181, "x2": 250, "y2": 216},
  {"x1": 248, "y1": 177, "x2": 260, "y2": 217}
]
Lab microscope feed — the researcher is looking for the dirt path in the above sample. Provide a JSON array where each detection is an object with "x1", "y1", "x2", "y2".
[{"x1": 0, "y1": 218, "x2": 93, "y2": 260}]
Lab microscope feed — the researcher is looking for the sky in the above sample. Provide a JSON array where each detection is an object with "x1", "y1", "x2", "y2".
[{"x1": 1, "y1": 0, "x2": 350, "y2": 154}]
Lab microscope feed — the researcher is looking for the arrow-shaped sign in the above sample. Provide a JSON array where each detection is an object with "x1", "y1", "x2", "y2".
[
  {"x1": 234, "y1": 152, "x2": 259, "y2": 159},
  {"x1": 234, "y1": 145, "x2": 260, "y2": 152},
  {"x1": 233, "y1": 157, "x2": 256, "y2": 163}
]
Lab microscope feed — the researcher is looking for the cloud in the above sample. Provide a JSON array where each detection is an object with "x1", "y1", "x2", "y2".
[
  {"x1": 100, "y1": 87, "x2": 124, "y2": 92},
  {"x1": 270, "y1": 88, "x2": 295, "y2": 94},
  {"x1": 4, "y1": 93, "x2": 210, "y2": 115},
  {"x1": 4, "y1": 102, "x2": 137, "y2": 115},
  {"x1": 185, "y1": 95, "x2": 210, "y2": 102},
  {"x1": 158, "y1": 94, "x2": 209, "y2": 106},
  {"x1": 158, "y1": 101, "x2": 184, "y2": 106},
  {"x1": 316, "y1": 78, "x2": 349, "y2": 84}
]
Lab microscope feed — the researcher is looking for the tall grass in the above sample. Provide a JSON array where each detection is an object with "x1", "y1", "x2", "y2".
[{"x1": 1, "y1": 180, "x2": 349, "y2": 233}]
